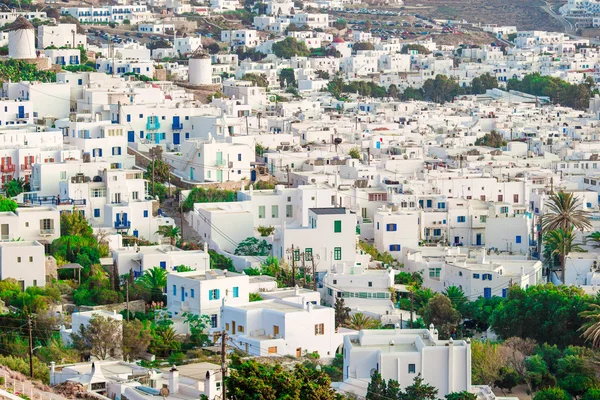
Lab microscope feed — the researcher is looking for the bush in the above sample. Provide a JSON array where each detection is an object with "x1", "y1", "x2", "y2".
[
  {"x1": 257, "y1": 226, "x2": 275, "y2": 237},
  {"x1": 0, "y1": 355, "x2": 49, "y2": 383}
]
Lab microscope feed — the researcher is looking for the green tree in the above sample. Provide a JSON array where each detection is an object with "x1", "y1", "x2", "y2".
[
  {"x1": 533, "y1": 388, "x2": 571, "y2": 400},
  {"x1": 471, "y1": 340, "x2": 508, "y2": 386},
  {"x1": 348, "y1": 147, "x2": 361, "y2": 159},
  {"x1": 272, "y1": 37, "x2": 310, "y2": 59},
  {"x1": 348, "y1": 312, "x2": 379, "y2": 330},
  {"x1": 138, "y1": 266, "x2": 168, "y2": 303},
  {"x1": 182, "y1": 312, "x2": 211, "y2": 346},
  {"x1": 401, "y1": 44, "x2": 432, "y2": 55},
  {"x1": 280, "y1": 68, "x2": 296, "y2": 88},
  {"x1": 156, "y1": 225, "x2": 180, "y2": 246},
  {"x1": 333, "y1": 18, "x2": 347, "y2": 30},
  {"x1": 71, "y1": 315, "x2": 122, "y2": 360},
  {"x1": 227, "y1": 359, "x2": 340, "y2": 399},
  {"x1": 145, "y1": 159, "x2": 171, "y2": 184},
  {"x1": 422, "y1": 75, "x2": 460, "y2": 103},
  {"x1": 404, "y1": 374, "x2": 438, "y2": 400},
  {"x1": 474, "y1": 131, "x2": 506, "y2": 148},
  {"x1": 543, "y1": 229, "x2": 584, "y2": 284},
  {"x1": 335, "y1": 298, "x2": 350, "y2": 327},
  {"x1": 0, "y1": 197, "x2": 17, "y2": 212},
  {"x1": 556, "y1": 355, "x2": 598, "y2": 398},
  {"x1": 366, "y1": 371, "x2": 388, "y2": 400},
  {"x1": 507, "y1": 73, "x2": 591, "y2": 110},
  {"x1": 122, "y1": 320, "x2": 151, "y2": 360},
  {"x1": 387, "y1": 84, "x2": 400, "y2": 99},
  {"x1": 182, "y1": 187, "x2": 237, "y2": 212},
  {"x1": 443, "y1": 286, "x2": 467, "y2": 311},
  {"x1": 401, "y1": 86, "x2": 425, "y2": 101},
  {"x1": 490, "y1": 284, "x2": 589, "y2": 347},
  {"x1": 542, "y1": 192, "x2": 592, "y2": 233},
  {"x1": 3, "y1": 178, "x2": 26, "y2": 197},
  {"x1": 241, "y1": 73, "x2": 269, "y2": 88},
  {"x1": 494, "y1": 367, "x2": 520, "y2": 395},
  {"x1": 586, "y1": 231, "x2": 600, "y2": 248},
  {"x1": 354, "y1": 42, "x2": 375, "y2": 51},
  {"x1": 422, "y1": 294, "x2": 460, "y2": 339},
  {"x1": 583, "y1": 389, "x2": 600, "y2": 400},
  {"x1": 234, "y1": 237, "x2": 272, "y2": 256},
  {"x1": 445, "y1": 392, "x2": 477, "y2": 400}
]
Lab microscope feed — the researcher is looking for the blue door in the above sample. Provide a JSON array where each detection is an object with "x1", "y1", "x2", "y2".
[
  {"x1": 476, "y1": 233, "x2": 482, "y2": 246},
  {"x1": 122, "y1": 213, "x2": 128, "y2": 226},
  {"x1": 18, "y1": 106, "x2": 24, "y2": 118},
  {"x1": 181, "y1": 286, "x2": 185, "y2": 301},
  {"x1": 128, "y1": 131, "x2": 135, "y2": 143},
  {"x1": 133, "y1": 229, "x2": 138, "y2": 238},
  {"x1": 251, "y1": 169, "x2": 257, "y2": 182},
  {"x1": 376, "y1": 141, "x2": 381, "y2": 149},
  {"x1": 160, "y1": 261, "x2": 167, "y2": 269},
  {"x1": 173, "y1": 132, "x2": 180, "y2": 145},
  {"x1": 484, "y1": 288, "x2": 491, "y2": 298}
]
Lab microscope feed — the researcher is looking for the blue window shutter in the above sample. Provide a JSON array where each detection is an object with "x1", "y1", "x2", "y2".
[
  {"x1": 516, "y1": 235, "x2": 522, "y2": 244},
  {"x1": 216, "y1": 289, "x2": 221, "y2": 299},
  {"x1": 502, "y1": 288, "x2": 507, "y2": 298},
  {"x1": 209, "y1": 290, "x2": 213, "y2": 300},
  {"x1": 172, "y1": 285, "x2": 176, "y2": 296},
  {"x1": 191, "y1": 289, "x2": 194, "y2": 298},
  {"x1": 160, "y1": 261, "x2": 166, "y2": 269},
  {"x1": 144, "y1": 210, "x2": 148, "y2": 218}
]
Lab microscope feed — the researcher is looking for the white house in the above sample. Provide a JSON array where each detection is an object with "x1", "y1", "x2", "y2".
[
  {"x1": 339, "y1": 326, "x2": 471, "y2": 398},
  {"x1": 38, "y1": 24, "x2": 87, "y2": 49},
  {"x1": 61, "y1": 310, "x2": 123, "y2": 359},
  {"x1": 0, "y1": 240, "x2": 46, "y2": 289}
]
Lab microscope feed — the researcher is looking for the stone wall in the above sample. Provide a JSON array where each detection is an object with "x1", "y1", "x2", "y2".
[{"x1": 78, "y1": 299, "x2": 146, "y2": 314}]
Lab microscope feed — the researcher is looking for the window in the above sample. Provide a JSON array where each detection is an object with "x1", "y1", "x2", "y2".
[
  {"x1": 268, "y1": 346, "x2": 277, "y2": 354},
  {"x1": 433, "y1": 229, "x2": 441, "y2": 236},
  {"x1": 500, "y1": 206, "x2": 509, "y2": 214},
  {"x1": 272, "y1": 205, "x2": 278, "y2": 218},
  {"x1": 209, "y1": 289, "x2": 221, "y2": 300},
  {"x1": 386, "y1": 223, "x2": 397, "y2": 231},
  {"x1": 334, "y1": 220, "x2": 342, "y2": 233},
  {"x1": 160, "y1": 261, "x2": 167, "y2": 269},
  {"x1": 258, "y1": 205, "x2": 265, "y2": 219},
  {"x1": 408, "y1": 364, "x2": 416, "y2": 374},
  {"x1": 305, "y1": 248, "x2": 312, "y2": 261},
  {"x1": 457, "y1": 216, "x2": 466, "y2": 223},
  {"x1": 94, "y1": 209, "x2": 100, "y2": 218},
  {"x1": 238, "y1": 325, "x2": 244, "y2": 333},
  {"x1": 211, "y1": 314, "x2": 218, "y2": 328},
  {"x1": 429, "y1": 268, "x2": 441, "y2": 278},
  {"x1": 29, "y1": 256, "x2": 33, "y2": 262},
  {"x1": 437, "y1": 202, "x2": 446, "y2": 209},
  {"x1": 143, "y1": 210, "x2": 149, "y2": 218},
  {"x1": 172, "y1": 285, "x2": 176, "y2": 296},
  {"x1": 190, "y1": 289, "x2": 195, "y2": 298},
  {"x1": 60, "y1": 171, "x2": 67, "y2": 180},
  {"x1": 514, "y1": 194, "x2": 519, "y2": 203},
  {"x1": 502, "y1": 288, "x2": 507, "y2": 298},
  {"x1": 286, "y1": 204, "x2": 293, "y2": 218},
  {"x1": 334, "y1": 247, "x2": 342, "y2": 260},
  {"x1": 17, "y1": 257, "x2": 21, "y2": 263},
  {"x1": 516, "y1": 235, "x2": 522, "y2": 244},
  {"x1": 132, "y1": 191, "x2": 139, "y2": 200},
  {"x1": 237, "y1": 153, "x2": 242, "y2": 161},
  {"x1": 389, "y1": 244, "x2": 401, "y2": 251},
  {"x1": 473, "y1": 273, "x2": 480, "y2": 279},
  {"x1": 315, "y1": 323, "x2": 324, "y2": 335},
  {"x1": 233, "y1": 286, "x2": 239, "y2": 298},
  {"x1": 368, "y1": 281, "x2": 373, "y2": 287},
  {"x1": 273, "y1": 325, "x2": 280, "y2": 336},
  {"x1": 480, "y1": 216, "x2": 487, "y2": 223}
]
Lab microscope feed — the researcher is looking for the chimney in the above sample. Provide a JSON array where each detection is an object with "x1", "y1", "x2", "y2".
[
  {"x1": 204, "y1": 370, "x2": 218, "y2": 399},
  {"x1": 294, "y1": 284, "x2": 300, "y2": 296},
  {"x1": 169, "y1": 366, "x2": 179, "y2": 394},
  {"x1": 204, "y1": 242, "x2": 208, "y2": 253}
]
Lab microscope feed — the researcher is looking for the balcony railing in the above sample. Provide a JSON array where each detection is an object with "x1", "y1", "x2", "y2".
[
  {"x1": 16, "y1": 113, "x2": 29, "y2": 119},
  {"x1": 0, "y1": 234, "x2": 9, "y2": 241},
  {"x1": 40, "y1": 228, "x2": 55, "y2": 236},
  {"x1": 146, "y1": 121, "x2": 160, "y2": 130},
  {"x1": 0, "y1": 164, "x2": 15, "y2": 173},
  {"x1": 114, "y1": 220, "x2": 131, "y2": 229},
  {"x1": 21, "y1": 164, "x2": 32, "y2": 171}
]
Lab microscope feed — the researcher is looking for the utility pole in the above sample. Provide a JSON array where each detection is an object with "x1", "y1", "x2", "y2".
[
  {"x1": 220, "y1": 329, "x2": 227, "y2": 400},
  {"x1": 149, "y1": 147, "x2": 157, "y2": 197},
  {"x1": 286, "y1": 165, "x2": 291, "y2": 188},
  {"x1": 245, "y1": 115, "x2": 249, "y2": 136},
  {"x1": 126, "y1": 281, "x2": 130, "y2": 322},
  {"x1": 311, "y1": 255, "x2": 316, "y2": 291},
  {"x1": 409, "y1": 292, "x2": 414, "y2": 329},
  {"x1": 291, "y1": 245, "x2": 296, "y2": 287},
  {"x1": 179, "y1": 198, "x2": 185, "y2": 246},
  {"x1": 367, "y1": 147, "x2": 370, "y2": 166},
  {"x1": 27, "y1": 315, "x2": 33, "y2": 378}
]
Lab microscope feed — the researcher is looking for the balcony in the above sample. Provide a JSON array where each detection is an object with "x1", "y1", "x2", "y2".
[
  {"x1": 21, "y1": 164, "x2": 32, "y2": 171},
  {"x1": 172, "y1": 122, "x2": 183, "y2": 130},
  {"x1": 1, "y1": 164, "x2": 15, "y2": 173},
  {"x1": 40, "y1": 228, "x2": 55, "y2": 236},
  {"x1": 146, "y1": 120, "x2": 160, "y2": 130},
  {"x1": 114, "y1": 220, "x2": 131, "y2": 229},
  {"x1": 15, "y1": 113, "x2": 29, "y2": 119}
]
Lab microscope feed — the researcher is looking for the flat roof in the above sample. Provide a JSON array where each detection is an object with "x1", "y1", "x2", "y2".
[{"x1": 309, "y1": 207, "x2": 346, "y2": 215}]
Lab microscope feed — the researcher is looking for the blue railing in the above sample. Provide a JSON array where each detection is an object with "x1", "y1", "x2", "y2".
[{"x1": 114, "y1": 220, "x2": 131, "y2": 229}]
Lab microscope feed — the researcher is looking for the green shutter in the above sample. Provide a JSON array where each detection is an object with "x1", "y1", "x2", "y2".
[{"x1": 334, "y1": 220, "x2": 342, "y2": 233}]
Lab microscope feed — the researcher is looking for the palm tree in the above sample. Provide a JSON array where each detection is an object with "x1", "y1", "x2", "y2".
[
  {"x1": 156, "y1": 225, "x2": 180, "y2": 246},
  {"x1": 587, "y1": 232, "x2": 600, "y2": 248},
  {"x1": 543, "y1": 228, "x2": 585, "y2": 284},
  {"x1": 139, "y1": 266, "x2": 168, "y2": 292},
  {"x1": 334, "y1": 298, "x2": 351, "y2": 328},
  {"x1": 3, "y1": 178, "x2": 25, "y2": 198},
  {"x1": 542, "y1": 191, "x2": 592, "y2": 232},
  {"x1": 542, "y1": 192, "x2": 591, "y2": 285},
  {"x1": 580, "y1": 303, "x2": 600, "y2": 347},
  {"x1": 443, "y1": 286, "x2": 467, "y2": 311},
  {"x1": 348, "y1": 313, "x2": 380, "y2": 331}
]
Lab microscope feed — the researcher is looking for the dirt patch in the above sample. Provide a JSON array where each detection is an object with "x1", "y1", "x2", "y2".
[
  {"x1": 404, "y1": 0, "x2": 564, "y2": 31},
  {"x1": 426, "y1": 31, "x2": 499, "y2": 47}
]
